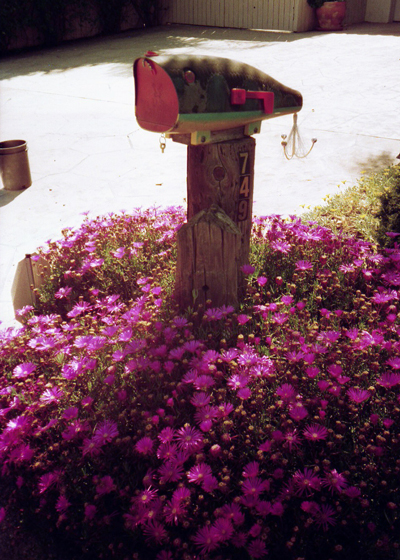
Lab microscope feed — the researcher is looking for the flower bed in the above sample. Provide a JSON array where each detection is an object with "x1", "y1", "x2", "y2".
[{"x1": 1, "y1": 207, "x2": 400, "y2": 559}]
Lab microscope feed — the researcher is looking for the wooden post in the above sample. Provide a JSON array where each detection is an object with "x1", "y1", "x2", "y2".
[
  {"x1": 187, "y1": 136, "x2": 255, "y2": 273},
  {"x1": 175, "y1": 136, "x2": 256, "y2": 310},
  {"x1": 175, "y1": 204, "x2": 242, "y2": 309}
]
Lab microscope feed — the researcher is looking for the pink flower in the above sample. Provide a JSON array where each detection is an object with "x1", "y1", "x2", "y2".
[
  {"x1": 322, "y1": 469, "x2": 348, "y2": 494},
  {"x1": 306, "y1": 366, "x2": 319, "y2": 378},
  {"x1": 289, "y1": 403, "x2": 308, "y2": 421},
  {"x1": 257, "y1": 276, "x2": 268, "y2": 286},
  {"x1": 347, "y1": 387, "x2": 370, "y2": 403},
  {"x1": 247, "y1": 537, "x2": 268, "y2": 558},
  {"x1": 93, "y1": 420, "x2": 119, "y2": 445},
  {"x1": 193, "y1": 375, "x2": 215, "y2": 391},
  {"x1": 38, "y1": 471, "x2": 61, "y2": 494},
  {"x1": 40, "y1": 387, "x2": 63, "y2": 405},
  {"x1": 240, "y1": 264, "x2": 255, "y2": 275},
  {"x1": 237, "y1": 314, "x2": 250, "y2": 325},
  {"x1": 62, "y1": 407, "x2": 78, "y2": 420},
  {"x1": 163, "y1": 498, "x2": 187, "y2": 525},
  {"x1": 56, "y1": 495, "x2": 71, "y2": 513},
  {"x1": 220, "y1": 502, "x2": 245, "y2": 526},
  {"x1": 192, "y1": 525, "x2": 221, "y2": 554},
  {"x1": 242, "y1": 461, "x2": 260, "y2": 478},
  {"x1": 0, "y1": 508, "x2": 5, "y2": 524},
  {"x1": 95, "y1": 475, "x2": 115, "y2": 495},
  {"x1": 303, "y1": 423, "x2": 328, "y2": 441},
  {"x1": 292, "y1": 468, "x2": 321, "y2": 496},
  {"x1": 158, "y1": 427, "x2": 175, "y2": 444},
  {"x1": 135, "y1": 437, "x2": 154, "y2": 455},
  {"x1": 143, "y1": 520, "x2": 167, "y2": 544},
  {"x1": 275, "y1": 383, "x2": 297, "y2": 402},
  {"x1": 284, "y1": 430, "x2": 301, "y2": 451},
  {"x1": 13, "y1": 362, "x2": 36, "y2": 378},
  {"x1": 158, "y1": 461, "x2": 184, "y2": 483},
  {"x1": 377, "y1": 372, "x2": 400, "y2": 387},
  {"x1": 84, "y1": 504, "x2": 97, "y2": 521},
  {"x1": 386, "y1": 357, "x2": 400, "y2": 369},
  {"x1": 187, "y1": 463, "x2": 213, "y2": 486},
  {"x1": 313, "y1": 503, "x2": 336, "y2": 531},
  {"x1": 295, "y1": 260, "x2": 313, "y2": 270},
  {"x1": 112, "y1": 247, "x2": 125, "y2": 258},
  {"x1": 241, "y1": 477, "x2": 268, "y2": 497},
  {"x1": 212, "y1": 517, "x2": 234, "y2": 542},
  {"x1": 175, "y1": 425, "x2": 203, "y2": 452},
  {"x1": 191, "y1": 392, "x2": 211, "y2": 407},
  {"x1": 238, "y1": 387, "x2": 252, "y2": 400}
]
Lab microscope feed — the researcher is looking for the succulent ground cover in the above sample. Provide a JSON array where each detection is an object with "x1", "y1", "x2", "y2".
[{"x1": 1, "y1": 190, "x2": 400, "y2": 559}]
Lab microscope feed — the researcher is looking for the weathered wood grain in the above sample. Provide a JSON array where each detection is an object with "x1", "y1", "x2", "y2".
[{"x1": 175, "y1": 204, "x2": 242, "y2": 309}]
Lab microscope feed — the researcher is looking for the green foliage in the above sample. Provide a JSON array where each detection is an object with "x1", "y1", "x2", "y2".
[
  {"x1": 302, "y1": 165, "x2": 400, "y2": 245},
  {"x1": 375, "y1": 165, "x2": 400, "y2": 248}
]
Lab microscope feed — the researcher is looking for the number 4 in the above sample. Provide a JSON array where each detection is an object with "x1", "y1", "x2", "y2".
[{"x1": 240, "y1": 176, "x2": 250, "y2": 198}]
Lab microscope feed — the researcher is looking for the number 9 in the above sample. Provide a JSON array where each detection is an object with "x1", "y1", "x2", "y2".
[{"x1": 238, "y1": 199, "x2": 248, "y2": 222}]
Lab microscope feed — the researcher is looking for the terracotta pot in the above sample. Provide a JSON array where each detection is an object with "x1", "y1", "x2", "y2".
[{"x1": 316, "y1": 1, "x2": 346, "y2": 31}]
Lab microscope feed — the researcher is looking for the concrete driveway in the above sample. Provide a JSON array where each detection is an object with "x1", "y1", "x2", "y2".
[{"x1": 1, "y1": 22, "x2": 400, "y2": 327}]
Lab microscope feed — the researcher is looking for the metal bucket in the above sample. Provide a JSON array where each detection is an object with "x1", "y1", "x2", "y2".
[{"x1": 0, "y1": 140, "x2": 32, "y2": 191}]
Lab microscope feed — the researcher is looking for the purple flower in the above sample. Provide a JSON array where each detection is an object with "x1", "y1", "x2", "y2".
[
  {"x1": 275, "y1": 383, "x2": 297, "y2": 402},
  {"x1": 322, "y1": 469, "x2": 348, "y2": 494},
  {"x1": 67, "y1": 301, "x2": 91, "y2": 318},
  {"x1": 56, "y1": 495, "x2": 71, "y2": 513},
  {"x1": 292, "y1": 468, "x2": 321, "y2": 496},
  {"x1": 240, "y1": 264, "x2": 255, "y2": 275},
  {"x1": 13, "y1": 362, "x2": 36, "y2": 378},
  {"x1": 289, "y1": 403, "x2": 308, "y2": 421},
  {"x1": 112, "y1": 247, "x2": 125, "y2": 258},
  {"x1": 212, "y1": 517, "x2": 234, "y2": 542},
  {"x1": 175, "y1": 425, "x2": 203, "y2": 452},
  {"x1": 84, "y1": 504, "x2": 97, "y2": 521},
  {"x1": 40, "y1": 387, "x2": 63, "y2": 405},
  {"x1": 241, "y1": 477, "x2": 268, "y2": 497},
  {"x1": 95, "y1": 475, "x2": 115, "y2": 496},
  {"x1": 247, "y1": 538, "x2": 268, "y2": 558},
  {"x1": 54, "y1": 286, "x2": 72, "y2": 299},
  {"x1": 38, "y1": 471, "x2": 61, "y2": 494},
  {"x1": 187, "y1": 463, "x2": 213, "y2": 486},
  {"x1": 313, "y1": 503, "x2": 336, "y2": 531},
  {"x1": 237, "y1": 314, "x2": 250, "y2": 325},
  {"x1": 347, "y1": 387, "x2": 370, "y2": 403},
  {"x1": 93, "y1": 420, "x2": 119, "y2": 445},
  {"x1": 135, "y1": 437, "x2": 154, "y2": 455},
  {"x1": 295, "y1": 260, "x2": 313, "y2": 270},
  {"x1": 192, "y1": 525, "x2": 221, "y2": 554},
  {"x1": 158, "y1": 461, "x2": 184, "y2": 483},
  {"x1": 303, "y1": 423, "x2": 328, "y2": 441}
]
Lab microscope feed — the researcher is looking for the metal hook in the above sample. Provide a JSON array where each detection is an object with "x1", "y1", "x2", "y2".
[
  {"x1": 159, "y1": 134, "x2": 166, "y2": 154},
  {"x1": 281, "y1": 114, "x2": 317, "y2": 160}
]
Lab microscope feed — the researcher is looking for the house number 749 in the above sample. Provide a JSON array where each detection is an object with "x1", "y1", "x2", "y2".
[{"x1": 238, "y1": 151, "x2": 251, "y2": 222}]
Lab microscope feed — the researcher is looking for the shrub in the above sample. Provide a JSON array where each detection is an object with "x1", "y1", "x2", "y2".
[
  {"x1": 1, "y1": 209, "x2": 400, "y2": 559},
  {"x1": 375, "y1": 165, "x2": 400, "y2": 248}
]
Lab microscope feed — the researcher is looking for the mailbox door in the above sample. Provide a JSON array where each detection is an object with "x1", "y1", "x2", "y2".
[{"x1": 134, "y1": 58, "x2": 179, "y2": 133}]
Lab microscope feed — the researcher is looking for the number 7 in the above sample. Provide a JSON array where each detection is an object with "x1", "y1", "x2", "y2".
[{"x1": 239, "y1": 152, "x2": 249, "y2": 175}]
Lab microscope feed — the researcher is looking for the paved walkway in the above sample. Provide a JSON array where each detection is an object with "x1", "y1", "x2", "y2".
[{"x1": 1, "y1": 23, "x2": 400, "y2": 328}]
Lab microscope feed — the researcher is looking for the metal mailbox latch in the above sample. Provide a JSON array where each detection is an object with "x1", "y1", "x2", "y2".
[{"x1": 231, "y1": 89, "x2": 274, "y2": 114}]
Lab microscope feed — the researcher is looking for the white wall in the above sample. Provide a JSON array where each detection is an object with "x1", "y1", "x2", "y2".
[{"x1": 365, "y1": 0, "x2": 395, "y2": 22}]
